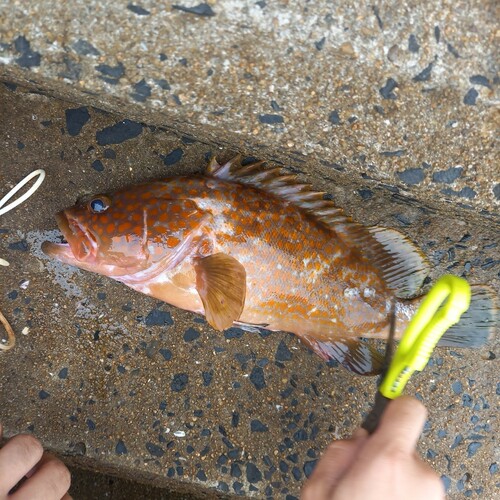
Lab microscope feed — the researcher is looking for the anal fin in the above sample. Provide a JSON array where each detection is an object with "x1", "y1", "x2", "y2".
[
  {"x1": 303, "y1": 336, "x2": 385, "y2": 376},
  {"x1": 194, "y1": 253, "x2": 246, "y2": 331}
]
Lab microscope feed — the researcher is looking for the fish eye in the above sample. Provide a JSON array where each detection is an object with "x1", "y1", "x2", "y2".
[{"x1": 89, "y1": 196, "x2": 111, "y2": 214}]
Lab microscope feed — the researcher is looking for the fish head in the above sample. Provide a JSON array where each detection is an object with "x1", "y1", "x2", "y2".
[
  {"x1": 43, "y1": 181, "x2": 208, "y2": 278},
  {"x1": 42, "y1": 186, "x2": 169, "y2": 277}
]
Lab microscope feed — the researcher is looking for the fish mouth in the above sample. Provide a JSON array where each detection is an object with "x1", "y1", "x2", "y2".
[{"x1": 42, "y1": 211, "x2": 97, "y2": 263}]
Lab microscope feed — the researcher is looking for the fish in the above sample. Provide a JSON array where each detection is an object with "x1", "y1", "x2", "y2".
[{"x1": 42, "y1": 157, "x2": 496, "y2": 374}]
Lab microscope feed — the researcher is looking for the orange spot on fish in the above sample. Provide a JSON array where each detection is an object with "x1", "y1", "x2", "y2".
[
  {"x1": 118, "y1": 222, "x2": 132, "y2": 232},
  {"x1": 167, "y1": 236, "x2": 180, "y2": 248},
  {"x1": 150, "y1": 231, "x2": 162, "y2": 243},
  {"x1": 199, "y1": 240, "x2": 212, "y2": 256},
  {"x1": 106, "y1": 223, "x2": 115, "y2": 234},
  {"x1": 187, "y1": 218, "x2": 199, "y2": 230}
]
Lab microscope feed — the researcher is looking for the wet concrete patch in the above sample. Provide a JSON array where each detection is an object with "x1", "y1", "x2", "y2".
[
  {"x1": 96, "y1": 119, "x2": 144, "y2": 145},
  {"x1": 0, "y1": 84, "x2": 498, "y2": 498}
]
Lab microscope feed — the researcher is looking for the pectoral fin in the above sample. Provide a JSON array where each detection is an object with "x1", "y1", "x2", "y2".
[{"x1": 194, "y1": 253, "x2": 247, "y2": 331}]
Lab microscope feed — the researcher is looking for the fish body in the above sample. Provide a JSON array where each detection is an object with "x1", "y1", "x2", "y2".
[
  {"x1": 123, "y1": 177, "x2": 390, "y2": 335},
  {"x1": 42, "y1": 157, "x2": 494, "y2": 374}
]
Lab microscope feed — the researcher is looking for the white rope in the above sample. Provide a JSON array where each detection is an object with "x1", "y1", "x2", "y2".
[
  {"x1": 0, "y1": 169, "x2": 46, "y2": 216},
  {"x1": 0, "y1": 169, "x2": 46, "y2": 350},
  {"x1": 0, "y1": 310, "x2": 15, "y2": 350}
]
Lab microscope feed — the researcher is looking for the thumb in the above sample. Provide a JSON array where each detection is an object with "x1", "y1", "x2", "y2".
[{"x1": 302, "y1": 429, "x2": 368, "y2": 500}]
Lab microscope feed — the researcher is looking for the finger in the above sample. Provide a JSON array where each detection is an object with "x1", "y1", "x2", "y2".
[
  {"x1": 302, "y1": 431, "x2": 368, "y2": 500},
  {"x1": 11, "y1": 452, "x2": 71, "y2": 500},
  {"x1": 417, "y1": 460, "x2": 447, "y2": 500},
  {"x1": 368, "y1": 396, "x2": 427, "y2": 455},
  {"x1": 0, "y1": 434, "x2": 43, "y2": 495}
]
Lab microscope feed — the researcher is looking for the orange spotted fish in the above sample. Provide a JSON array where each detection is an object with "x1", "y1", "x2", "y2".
[{"x1": 42, "y1": 157, "x2": 495, "y2": 374}]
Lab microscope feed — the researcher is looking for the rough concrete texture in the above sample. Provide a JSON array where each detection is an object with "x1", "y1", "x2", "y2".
[
  {"x1": 0, "y1": 0, "x2": 498, "y2": 218},
  {"x1": 0, "y1": 83, "x2": 498, "y2": 498},
  {"x1": 68, "y1": 465, "x2": 198, "y2": 500}
]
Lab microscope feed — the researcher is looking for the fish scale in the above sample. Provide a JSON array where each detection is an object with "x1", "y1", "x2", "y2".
[{"x1": 191, "y1": 178, "x2": 389, "y2": 330}]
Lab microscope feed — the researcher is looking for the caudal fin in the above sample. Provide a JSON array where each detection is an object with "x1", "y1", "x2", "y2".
[{"x1": 438, "y1": 285, "x2": 497, "y2": 348}]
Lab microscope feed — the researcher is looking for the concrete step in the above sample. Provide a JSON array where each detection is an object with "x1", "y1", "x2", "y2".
[
  {"x1": 0, "y1": 81, "x2": 497, "y2": 499},
  {"x1": 68, "y1": 465, "x2": 202, "y2": 500},
  {"x1": 0, "y1": 1, "x2": 498, "y2": 218}
]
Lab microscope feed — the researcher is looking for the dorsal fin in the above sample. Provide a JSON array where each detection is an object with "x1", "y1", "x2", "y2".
[
  {"x1": 369, "y1": 227, "x2": 430, "y2": 298},
  {"x1": 207, "y1": 156, "x2": 359, "y2": 230},
  {"x1": 207, "y1": 156, "x2": 429, "y2": 296}
]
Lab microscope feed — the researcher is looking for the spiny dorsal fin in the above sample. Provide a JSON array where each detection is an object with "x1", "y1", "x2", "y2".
[
  {"x1": 207, "y1": 157, "x2": 429, "y2": 296},
  {"x1": 207, "y1": 156, "x2": 351, "y2": 223}
]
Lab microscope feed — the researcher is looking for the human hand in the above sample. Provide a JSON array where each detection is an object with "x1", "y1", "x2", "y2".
[
  {"x1": 0, "y1": 423, "x2": 71, "y2": 500},
  {"x1": 302, "y1": 396, "x2": 445, "y2": 500}
]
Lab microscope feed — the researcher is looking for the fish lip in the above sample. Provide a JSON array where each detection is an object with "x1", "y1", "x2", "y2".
[
  {"x1": 41, "y1": 239, "x2": 74, "y2": 262},
  {"x1": 42, "y1": 211, "x2": 97, "y2": 262}
]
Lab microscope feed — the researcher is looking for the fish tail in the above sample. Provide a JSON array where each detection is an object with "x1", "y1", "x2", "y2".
[{"x1": 437, "y1": 285, "x2": 497, "y2": 348}]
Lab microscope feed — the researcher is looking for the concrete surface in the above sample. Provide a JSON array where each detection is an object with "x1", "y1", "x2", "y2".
[
  {"x1": 0, "y1": 0, "x2": 498, "y2": 219},
  {"x1": 0, "y1": 81, "x2": 498, "y2": 499},
  {"x1": 68, "y1": 465, "x2": 200, "y2": 500}
]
